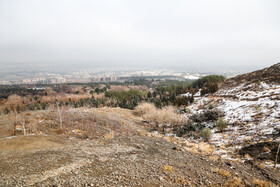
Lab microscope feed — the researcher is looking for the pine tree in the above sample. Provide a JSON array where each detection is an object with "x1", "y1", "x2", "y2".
[
  {"x1": 155, "y1": 99, "x2": 163, "y2": 109},
  {"x1": 148, "y1": 91, "x2": 152, "y2": 99},
  {"x1": 194, "y1": 85, "x2": 199, "y2": 93},
  {"x1": 190, "y1": 95, "x2": 194, "y2": 104}
]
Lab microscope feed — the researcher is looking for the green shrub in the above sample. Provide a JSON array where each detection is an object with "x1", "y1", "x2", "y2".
[
  {"x1": 191, "y1": 75, "x2": 226, "y2": 88},
  {"x1": 216, "y1": 117, "x2": 228, "y2": 132},
  {"x1": 200, "y1": 128, "x2": 212, "y2": 142},
  {"x1": 190, "y1": 109, "x2": 224, "y2": 123}
]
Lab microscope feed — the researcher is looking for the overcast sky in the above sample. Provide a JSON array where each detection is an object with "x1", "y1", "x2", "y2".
[{"x1": 0, "y1": 0, "x2": 279, "y2": 71}]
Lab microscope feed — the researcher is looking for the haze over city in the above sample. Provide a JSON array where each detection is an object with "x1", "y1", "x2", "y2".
[{"x1": 0, "y1": 0, "x2": 279, "y2": 74}]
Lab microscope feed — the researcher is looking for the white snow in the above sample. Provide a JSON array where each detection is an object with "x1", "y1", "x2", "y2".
[{"x1": 184, "y1": 82, "x2": 280, "y2": 162}]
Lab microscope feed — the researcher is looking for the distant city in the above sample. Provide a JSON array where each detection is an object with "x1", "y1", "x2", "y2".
[{"x1": 0, "y1": 67, "x2": 247, "y2": 85}]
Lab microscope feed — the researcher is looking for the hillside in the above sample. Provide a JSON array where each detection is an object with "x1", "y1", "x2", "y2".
[
  {"x1": 222, "y1": 62, "x2": 280, "y2": 88},
  {"x1": 1, "y1": 107, "x2": 279, "y2": 186},
  {"x1": 0, "y1": 63, "x2": 280, "y2": 186},
  {"x1": 186, "y1": 63, "x2": 280, "y2": 169}
]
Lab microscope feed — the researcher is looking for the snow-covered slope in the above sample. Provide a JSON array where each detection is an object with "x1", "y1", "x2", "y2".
[{"x1": 185, "y1": 64, "x2": 280, "y2": 163}]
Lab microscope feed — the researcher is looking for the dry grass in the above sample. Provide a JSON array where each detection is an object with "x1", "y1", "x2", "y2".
[
  {"x1": 223, "y1": 177, "x2": 244, "y2": 187},
  {"x1": 1, "y1": 107, "x2": 137, "y2": 140},
  {"x1": 41, "y1": 94, "x2": 93, "y2": 103},
  {"x1": 244, "y1": 153, "x2": 252, "y2": 160},
  {"x1": 109, "y1": 85, "x2": 148, "y2": 91},
  {"x1": 133, "y1": 102, "x2": 157, "y2": 116},
  {"x1": 262, "y1": 146, "x2": 270, "y2": 152},
  {"x1": 211, "y1": 168, "x2": 231, "y2": 177},
  {"x1": 253, "y1": 178, "x2": 277, "y2": 187},
  {"x1": 0, "y1": 135, "x2": 68, "y2": 153},
  {"x1": 134, "y1": 102, "x2": 187, "y2": 128},
  {"x1": 198, "y1": 142, "x2": 214, "y2": 155},
  {"x1": 164, "y1": 165, "x2": 173, "y2": 172}
]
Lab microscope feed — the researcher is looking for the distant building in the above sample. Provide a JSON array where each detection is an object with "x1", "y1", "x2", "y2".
[
  {"x1": 0, "y1": 80, "x2": 12, "y2": 85},
  {"x1": 91, "y1": 76, "x2": 119, "y2": 82},
  {"x1": 28, "y1": 87, "x2": 45, "y2": 90}
]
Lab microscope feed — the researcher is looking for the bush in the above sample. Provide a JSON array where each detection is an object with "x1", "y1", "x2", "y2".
[
  {"x1": 173, "y1": 120, "x2": 197, "y2": 137},
  {"x1": 200, "y1": 128, "x2": 212, "y2": 142},
  {"x1": 191, "y1": 75, "x2": 226, "y2": 88},
  {"x1": 216, "y1": 117, "x2": 228, "y2": 132},
  {"x1": 134, "y1": 102, "x2": 187, "y2": 128},
  {"x1": 190, "y1": 109, "x2": 224, "y2": 122},
  {"x1": 134, "y1": 102, "x2": 156, "y2": 116}
]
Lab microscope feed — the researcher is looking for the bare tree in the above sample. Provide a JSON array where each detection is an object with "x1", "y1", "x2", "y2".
[
  {"x1": 19, "y1": 117, "x2": 26, "y2": 135},
  {"x1": 9, "y1": 113, "x2": 18, "y2": 135},
  {"x1": 6, "y1": 94, "x2": 22, "y2": 110},
  {"x1": 56, "y1": 102, "x2": 63, "y2": 130}
]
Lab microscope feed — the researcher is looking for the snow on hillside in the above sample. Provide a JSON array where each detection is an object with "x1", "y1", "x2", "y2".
[{"x1": 185, "y1": 82, "x2": 280, "y2": 162}]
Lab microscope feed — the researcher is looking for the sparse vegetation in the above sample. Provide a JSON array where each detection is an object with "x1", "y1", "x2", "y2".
[
  {"x1": 134, "y1": 102, "x2": 187, "y2": 132},
  {"x1": 216, "y1": 117, "x2": 228, "y2": 132},
  {"x1": 200, "y1": 128, "x2": 212, "y2": 142},
  {"x1": 1, "y1": 72, "x2": 280, "y2": 186},
  {"x1": 190, "y1": 109, "x2": 225, "y2": 123}
]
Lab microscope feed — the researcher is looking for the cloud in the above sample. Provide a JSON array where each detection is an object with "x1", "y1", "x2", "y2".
[{"x1": 0, "y1": 0, "x2": 279, "y2": 70}]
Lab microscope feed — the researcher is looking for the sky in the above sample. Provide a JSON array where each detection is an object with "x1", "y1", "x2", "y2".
[{"x1": 0, "y1": 0, "x2": 279, "y2": 71}]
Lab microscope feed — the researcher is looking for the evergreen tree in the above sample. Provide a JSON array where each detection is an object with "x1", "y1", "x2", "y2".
[
  {"x1": 152, "y1": 91, "x2": 157, "y2": 98},
  {"x1": 155, "y1": 99, "x2": 163, "y2": 109},
  {"x1": 190, "y1": 95, "x2": 194, "y2": 104},
  {"x1": 194, "y1": 85, "x2": 199, "y2": 93}
]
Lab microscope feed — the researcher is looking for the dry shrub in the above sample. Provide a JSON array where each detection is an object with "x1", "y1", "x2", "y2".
[
  {"x1": 110, "y1": 85, "x2": 148, "y2": 91},
  {"x1": 42, "y1": 94, "x2": 92, "y2": 103},
  {"x1": 134, "y1": 102, "x2": 156, "y2": 116},
  {"x1": 41, "y1": 96, "x2": 56, "y2": 103},
  {"x1": 253, "y1": 178, "x2": 276, "y2": 187},
  {"x1": 164, "y1": 165, "x2": 173, "y2": 172},
  {"x1": 7, "y1": 94, "x2": 22, "y2": 106},
  {"x1": 262, "y1": 146, "x2": 270, "y2": 152},
  {"x1": 224, "y1": 177, "x2": 244, "y2": 186},
  {"x1": 211, "y1": 168, "x2": 231, "y2": 177},
  {"x1": 5, "y1": 94, "x2": 23, "y2": 112},
  {"x1": 134, "y1": 102, "x2": 187, "y2": 127}
]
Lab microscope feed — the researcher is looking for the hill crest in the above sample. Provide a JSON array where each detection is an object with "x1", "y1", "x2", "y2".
[{"x1": 222, "y1": 62, "x2": 280, "y2": 88}]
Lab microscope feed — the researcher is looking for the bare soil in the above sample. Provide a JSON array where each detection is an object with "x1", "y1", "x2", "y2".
[
  {"x1": 0, "y1": 108, "x2": 280, "y2": 186},
  {"x1": 239, "y1": 142, "x2": 280, "y2": 163}
]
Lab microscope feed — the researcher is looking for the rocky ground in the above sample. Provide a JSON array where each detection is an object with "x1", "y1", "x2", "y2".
[{"x1": 0, "y1": 108, "x2": 280, "y2": 186}]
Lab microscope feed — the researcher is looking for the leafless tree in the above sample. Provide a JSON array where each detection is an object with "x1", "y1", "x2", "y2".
[
  {"x1": 19, "y1": 116, "x2": 26, "y2": 135},
  {"x1": 56, "y1": 102, "x2": 63, "y2": 130}
]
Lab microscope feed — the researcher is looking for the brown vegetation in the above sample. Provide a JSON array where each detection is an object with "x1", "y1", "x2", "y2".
[{"x1": 134, "y1": 102, "x2": 187, "y2": 130}]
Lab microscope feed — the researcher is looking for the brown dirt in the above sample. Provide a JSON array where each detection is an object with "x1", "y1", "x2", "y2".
[
  {"x1": 0, "y1": 108, "x2": 280, "y2": 186},
  {"x1": 239, "y1": 142, "x2": 280, "y2": 163}
]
